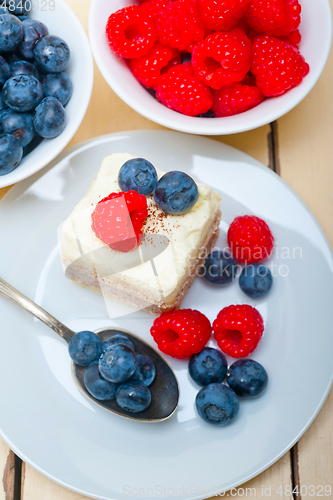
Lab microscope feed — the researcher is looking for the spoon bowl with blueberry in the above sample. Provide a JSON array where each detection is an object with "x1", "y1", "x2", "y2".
[{"x1": 0, "y1": 276, "x2": 179, "y2": 422}]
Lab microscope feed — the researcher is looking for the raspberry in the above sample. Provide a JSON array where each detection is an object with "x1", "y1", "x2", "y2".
[
  {"x1": 228, "y1": 215, "x2": 274, "y2": 264},
  {"x1": 192, "y1": 30, "x2": 252, "y2": 90},
  {"x1": 212, "y1": 83, "x2": 264, "y2": 117},
  {"x1": 245, "y1": 0, "x2": 301, "y2": 37},
  {"x1": 150, "y1": 309, "x2": 212, "y2": 359},
  {"x1": 251, "y1": 35, "x2": 309, "y2": 97},
  {"x1": 198, "y1": 0, "x2": 251, "y2": 31},
  {"x1": 241, "y1": 72, "x2": 257, "y2": 86},
  {"x1": 246, "y1": 28, "x2": 260, "y2": 44},
  {"x1": 91, "y1": 190, "x2": 148, "y2": 253},
  {"x1": 280, "y1": 29, "x2": 301, "y2": 45},
  {"x1": 129, "y1": 43, "x2": 181, "y2": 89},
  {"x1": 156, "y1": 62, "x2": 213, "y2": 116},
  {"x1": 235, "y1": 18, "x2": 251, "y2": 33},
  {"x1": 156, "y1": 0, "x2": 206, "y2": 52},
  {"x1": 213, "y1": 305, "x2": 264, "y2": 358},
  {"x1": 106, "y1": 6, "x2": 156, "y2": 59},
  {"x1": 139, "y1": 0, "x2": 173, "y2": 21}
]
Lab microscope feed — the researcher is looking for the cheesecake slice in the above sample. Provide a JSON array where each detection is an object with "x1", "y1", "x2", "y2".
[{"x1": 61, "y1": 153, "x2": 221, "y2": 314}]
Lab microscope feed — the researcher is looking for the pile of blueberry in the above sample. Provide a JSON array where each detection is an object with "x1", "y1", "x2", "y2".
[
  {"x1": 189, "y1": 347, "x2": 268, "y2": 426},
  {"x1": 202, "y1": 250, "x2": 273, "y2": 299},
  {"x1": 0, "y1": 4, "x2": 72, "y2": 175},
  {"x1": 68, "y1": 330, "x2": 155, "y2": 413},
  {"x1": 118, "y1": 157, "x2": 199, "y2": 215}
]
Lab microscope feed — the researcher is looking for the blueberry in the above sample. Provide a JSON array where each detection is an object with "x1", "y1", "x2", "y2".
[
  {"x1": 10, "y1": 60, "x2": 39, "y2": 79},
  {"x1": 0, "y1": 109, "x2": 34, "y2": 146},
  {"x1": 42, "y1": 72, "x2": 72, "y2": 106},
  {"x1": 226, "y1": 359, "x2": 268, "y2": 398},
  {"x1": 99, "y1": 344, "x2": 136, "y2": 383},
  {"x1": 22, "y1": 133, "x2": 42, "y2": 156},
  {"x1": 0, "y1": 6, "x2": 9, "y2": 15},
  {"x1": 195, "y1": 383, "x2": 239, "y2": 426},
  {"x1": 83, "y1": 361, "x2": 118, "y2": 401},
  {"x1": 34, "y1": 35, "x2": 70, "y2": 74},
  {"x1": 202, "y1": 251, "x2": 237, "y2": 287},
  {"x1": 239, "y1": 264, "x2": 273, "y2": 298},
  {"x1": 154, "y1": 171, "x2": 199, "y2": 215},
  {"x1": 38, "y1": 72, "x2": 47, "y2": 84},
  {"x1": 19, "y1": 19, "x2": 48, "y2": 60},
  {"x1": 68, "y1": 330, "x2": 102, "y2": 367},
  {"x1": 17, "y1": 15, "x2": 29, "y2": 21},
  {"x1": 33, "y1": 97, "x2": 66, "y2": 138},
  {"x1": 118, "y1": 158, "x2": 158, "y2": 195},
  {"x1": 116, "y1": 382, "x2": 151, "y2": 413},
  {"x1": 3, "y1": 74, "x2": 42, "y2": 112},
  {"x1": 189, "y1": 347, "x2": 227, "y2": 386},
  {"x1": 0, "y1": 133, "x2": 22, "y2": 174},
  {"x1": 102, "y1": 333, "x2": 135, "y2": 353},
  {"x1": 4, "y1": 50, "x2": 22, "y2": 64},
  {"x1": 4, "y1": 0, "x2": 29, "y2": 16},
  {"x1": 0, "y1": 93, "x2": 7, "y2": 110},
  {"x1": 131, "y1": 354, "x2": 156, "y2": 387},
  {"x1": 0, "y1": 14, "x2": 23, "y2": 52},
  {"x1": 0, "y1": 56, "x2": 10, "y2": 86}
]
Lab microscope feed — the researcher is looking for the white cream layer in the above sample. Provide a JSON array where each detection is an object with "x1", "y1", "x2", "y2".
[{"x1": 61, "y1": 153, "x2": 221, "y2": 302}]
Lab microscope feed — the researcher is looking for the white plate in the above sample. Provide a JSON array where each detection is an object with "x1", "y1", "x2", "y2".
[
  {"x1": 0, "y1": 131, "x2": 332, "y2": 500},
  {"x1": 0, "y1": 0, "x2": 94, "y2": 188}
]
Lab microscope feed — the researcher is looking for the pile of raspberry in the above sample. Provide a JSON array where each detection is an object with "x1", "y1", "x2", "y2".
[
  {"x1": 150, "y1": 305, "x2": 265, "y2": 359},
  {"x1": 106, "y1": 0, "x2": 309, "y2": 117}
]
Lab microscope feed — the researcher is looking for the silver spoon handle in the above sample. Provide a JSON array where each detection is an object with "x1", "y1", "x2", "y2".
[{"x1": 0, "y1": 277, "x2": 75, "y2": 343}]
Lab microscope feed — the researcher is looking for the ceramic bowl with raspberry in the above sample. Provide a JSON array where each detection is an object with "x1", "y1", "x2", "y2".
[{"x1": 89, "y1": 0, "x2": 332, "y2": 135}]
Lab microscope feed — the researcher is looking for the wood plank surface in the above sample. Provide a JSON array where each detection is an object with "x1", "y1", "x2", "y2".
[
  {"x1": 0, "y1": 443, "x2": 15, "y2": 500},
  {"x1": 277, "y1": 0, "x2": 333, "y2": 494},
  {"x1": 0, "y1": 0, "x2": 331, "y2": 498}
]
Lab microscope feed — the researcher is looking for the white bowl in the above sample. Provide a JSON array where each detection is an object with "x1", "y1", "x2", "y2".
[
  {"x1": 0, "y1": 0, "x2": 94, "y2": 188},
  {"x1": 89, "y1": 0, "x2": 332, "y2": 136}
]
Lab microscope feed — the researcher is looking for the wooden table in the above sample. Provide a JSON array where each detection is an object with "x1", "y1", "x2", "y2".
[{"x1": 0, "y1": 1, "x2": 332, "y2": 498}]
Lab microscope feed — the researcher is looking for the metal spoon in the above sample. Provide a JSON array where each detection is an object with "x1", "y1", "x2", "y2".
[{"x1": 0, "y1": 277, "x2": 179, "y2": 422}]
